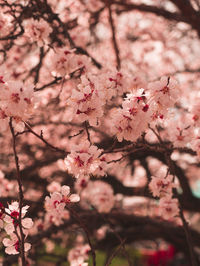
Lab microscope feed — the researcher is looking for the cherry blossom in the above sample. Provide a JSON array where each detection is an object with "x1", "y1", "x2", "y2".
[
  {"x1": 3, "y1": 233, "x2": 31, "y2": 255},
  {"x1": 45, "y1": 185, "x2": 79, "y2": 225},
  {"x1": 0, "y1": 1, "x2": 200, "y2": 265},
  {"x1": 23, "y1": 18, "x2": 52, "y2": 47},
  {"x1": 47, "y1": 181, "x2": 61, "y2": 193},
  {"x1": 191, "y1": 137, "x2": 200, "y2": 159},
  {"x1": 149, "y1": 174, "x2": 176, "y2": 198},
  {"x1": 50, "y1": 47, "x2": 89, "y2": 77},
  {"x1": 4, "y1": 202, "x2": 33, "y2": 235},
  {"x1": 159, "y1": 196, "x2": 179, "y2": 220},
  {"x1": 0, "y1": 74, "x2": 36, "y2": 132},
  {"x1": 148, "y1": 76, "x2": 180, "y2": 112},
  {"x1": 111, "y1": 89, "x2": 151, "y2": 142},
  {"x1": 191, "y1": 99, "x2": 200, "y2": 127},
  {"x1": 67, "y1": 75, "x2": 104, "y2": 126},
  {"x1": 68, "y1": 244, "x2": 90, "y2": 266},
  {"x1": 0, "y1": 13, "x2": 12, "y2": 38},
  {"x1": 80, "y1": 180, "x2": 115, "y2": 213},
  {"x1": 64, "y1": 141, "x2": 107, "y2": 178},
  {"x1": 164, "y1": 114, "x2": 194, "y2": 147}
]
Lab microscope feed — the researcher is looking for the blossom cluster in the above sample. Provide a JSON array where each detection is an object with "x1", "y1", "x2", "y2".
[
  {"x1": 23, "y1": 18, "x2": 52, "y2": 47},
  {"x1": 191, "y1": 99, "x2": 200, "y2": 127},
  {"x1": 66, "y1": 70, "x2": 132, "y2": 126},
  {"x1": 0, "y1": 69, "x2": 36, "y2": 132},
  {"x1": 68, "y1": 243, "x2": 90, "y2": 266},
  {"x1": 111, "y1": 76, "x2": 180, "y2": 143},
  {"x1": 1, "y1": 202, "x2": 33, "y2": 255},
  {"x1": 166, "y1": 115, "x2": 194, "y2": 147},
  {"x1": 64, "y1": 141, "x2": 107, "y2": 178},
  {"x1": 79, "y1": 180, "x2": 115, "y2": 213},
  {"x1": 50, "y1": 47, "x2": 89, "y2": 77},
  {"x1": 67, "y1": 74, "x2": 105, "y2": 126},
  {"x1": 148, "y1": 76, "x2": 179, "y2": 115},
  {"x1": 0, "y1": 13, "x2": 12, "y2": 38},
  {"x1": 45, "y1": 185, "x2": 80, "y2": 226},
  {"x1": 2, "y1": 1, "x2": 200, "y2": 263},
  {"x1": 191, "y1": 137, "x2": 200, "y2": 158},
  {"x1": 111, "y1": 89, "x2": 151, "y2": 142},
  {"x1": 149, "y1": 174, "x2": 179, "y2": 220}
]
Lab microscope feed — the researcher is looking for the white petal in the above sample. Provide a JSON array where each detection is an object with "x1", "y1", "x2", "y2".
[
  {"x1": 4, "y1": 224, "x2": 15, "y2": 234},
  {"x1": 69, "y1": 194, "x2": 80, "y2": 202},
  {"x1": 3, "y1": 215, "x2": 12, "y2": 223},
  {"x1": 3, "y1": 238, "x2": 13, "y2": 247},
  {"x1": 25, "y1": 242, "x2": 31, "y2": 252},
  {"x1": 5, "y1": 246, "x2": 18, "y2": 255},
  {"x1": 22, "y1": 218, "x2": 33, "y2": 229},
  {"x1": 0, "y1": 220, "x2": 3, "y2": 228},
  {"x1": 61, "y1": 186, "x2": 70, "y2": 196}
]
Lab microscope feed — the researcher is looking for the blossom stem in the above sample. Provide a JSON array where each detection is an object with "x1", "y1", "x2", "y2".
[
  {"x1": 9, "y1": 118, "x2": 26, "y2": 266},
  {"x1": 24, "y1": 121, "x2": 69, "y2": 155},
  {"x1": 106, "y1": 0, "x2": 121, "y2": 70},
  {"x1": 84, "y1": 121, "x2": 91, "y2": 143},
  {"x1": 68, "y1": 207, "x2": 96, "y2": 266}
]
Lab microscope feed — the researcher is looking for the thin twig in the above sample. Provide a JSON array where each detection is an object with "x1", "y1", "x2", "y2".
[
  {"x1": 9, "y1": 118, "x2": 26, "y2": 266},
  {"x1": 107, "y1": 0, "x2": 121, "y2": 70},
  {"x1": 68, "y1": 207, "x2": 96, "y2": 266},
  {"x1": 24, "y1": 121, "x2": 69, "y2": 155},
  {"x1": 84, "y1": 121, "x2": 91, "y2": 143},
  {"x1": 105, "y1": 239, "x2": 126, "y2": 266}
]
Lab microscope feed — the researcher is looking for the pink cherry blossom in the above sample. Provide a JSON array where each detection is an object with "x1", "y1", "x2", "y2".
[
  {"x1": 0, "y1": 74, "x2": 36, "y2": 132},
  {"x1": 159, "y1": 196, "x2": 179, "y2": 220},
  {"x1": 47, "y1": 181, "x2": 61, "y2": 193},
  {"x1": 149, "y1": 174, "x2": 177, "y2": 198},
  {"x1": 50, "y1": 47, "x2": 88, "y2": 77},
  {"x1": 23, "y1": 18, "x2": 52, "y2": 47},
  {"x1": 191, "y1": 137, "x2": 200, "y2": 159},
  {"x1": 166, "y1": 115, "x2": 194, "y2": 147},
  {"x1": 68, "y1": 244, "x2": 90, "y2": 266},
  {"x1": 67, "y1": 75, "x2": 104, "y2": 126},
  {"x1": 45, "y1": 185, "x2": 79, "y2": 225},
  {"x1": 3, "y1": 233, "x2": 31, "y2": 255},
  {"x1": 190, "y1": 98, "x2": 200, "y2": 126},
  {"x1": 111, "y1": 89, "x2": 151, "y2": 142},
  {"x1": 0, "y1": 1, "x2": 200, "y2": 264},
  {"x1": 80, "y1": 180, "x2": 115, "y2": 213},
  {"x1": 148, "y1": 76, "x2": 180, "y2": 112},
  {"x1": 64, "y1": 141, "x2": 107, "y2": 178},
  {"x1": 4, "y1": 202, "x2": 33, "y2": 234}
]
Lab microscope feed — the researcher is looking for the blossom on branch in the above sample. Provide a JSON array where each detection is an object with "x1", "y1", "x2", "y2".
[
  {"x1": 4, "y1": 202, "x2": 33, "y2": 235},
  {"x1": 111, "y1": 89, "x2": 151, "y2": 142},
  {"x1": 3, "y1": 233, "x2": 31, "y2": 255},
  {"x1": 149, "y1": 174, "x2": 177, "y2": 198},
  {"x1": 64, "y1": 141, "x2": 107, "y2": 178},
  {"x1": 0, "y1": 70, "x2": 36, "y2": 132},
  {"x1": 23, "y1": 18, "x2": 52, "y2": 47},
  {"x1": 45, "y1": 185, "x2": 79, "y2": 225}
]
